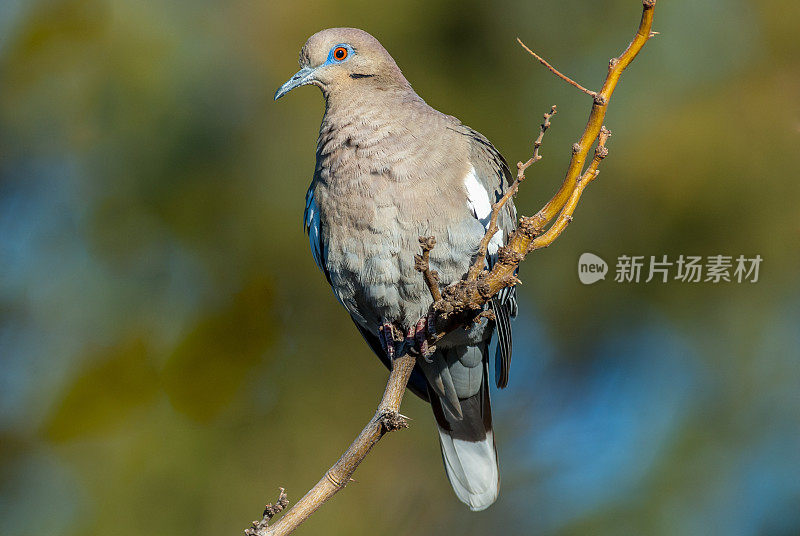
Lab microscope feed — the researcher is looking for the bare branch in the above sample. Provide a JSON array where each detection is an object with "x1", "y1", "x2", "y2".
[
  {"x1": 528, "y1": 1, "x2": 656, "y2": 232},
  {"x1": 414, "y1": 236, "x2": 442, "y2": 301},
  {"x1": 422, "y1": 0, "x2": 656, "y2": 348},
  {"x1": 517, "y1": 38, "x2": 596, "y2": 98},
  {"x1": 530, "y1": 126, "x2": 611, "y2": 250},
  {"x1": 466, "y1": 105, "x2": 557, "y2": 283},
  {"x1": 519, "y1": 104, "x2": 558, "y2": 180},
  {"x1": 249, "y1": 355, "x2": 416, "y2": 536}
]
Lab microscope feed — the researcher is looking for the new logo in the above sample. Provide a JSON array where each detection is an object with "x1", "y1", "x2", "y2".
[{"x1": 578, "y1": 252, "x2": 608, "y2": 285}]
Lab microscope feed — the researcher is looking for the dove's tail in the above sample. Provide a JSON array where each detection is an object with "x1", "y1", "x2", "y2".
[{"x1": 427, "y1": 344, "x2": 499, "y2": 511}]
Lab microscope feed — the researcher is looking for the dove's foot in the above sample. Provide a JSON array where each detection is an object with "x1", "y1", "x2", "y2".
[
  {"x1": 379, "y1": 315, "x2": 436, "y2": 363},
  {"x1": 405, "y1": 313, "x2": 436, "y2": 360}
]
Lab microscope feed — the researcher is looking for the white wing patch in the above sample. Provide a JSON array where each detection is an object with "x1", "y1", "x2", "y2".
[{"x1": 464, "y1": 166, "x2": 503, "y2": 256}]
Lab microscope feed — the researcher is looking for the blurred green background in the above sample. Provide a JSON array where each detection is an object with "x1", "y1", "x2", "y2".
[{"x1": 1, "y1": 0, "x2": 799, "y2": 535}]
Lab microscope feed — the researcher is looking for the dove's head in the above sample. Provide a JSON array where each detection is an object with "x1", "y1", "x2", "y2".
[{"x1": 274, "y1": 28, "x2": 410, "y2": 100}]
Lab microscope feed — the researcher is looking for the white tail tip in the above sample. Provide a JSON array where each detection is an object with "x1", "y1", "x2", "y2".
[{"x1": 438, "y1": 427, "x2": 499, "y2": 511}]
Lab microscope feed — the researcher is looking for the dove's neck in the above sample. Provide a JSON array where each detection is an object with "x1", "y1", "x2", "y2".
[{"x1": 318, "y1": 87, "x2": 424, "y2": 155}]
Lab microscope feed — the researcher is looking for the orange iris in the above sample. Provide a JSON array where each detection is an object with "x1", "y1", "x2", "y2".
[{"x1": 333, "y1": 47, "x2": 348, "y2": 61}]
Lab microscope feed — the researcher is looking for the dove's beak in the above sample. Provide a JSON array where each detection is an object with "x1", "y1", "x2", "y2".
[{"x1": 274, "y1": 66, "x2": 317, "y2": 101}]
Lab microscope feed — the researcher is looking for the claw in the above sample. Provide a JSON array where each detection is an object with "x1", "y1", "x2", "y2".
[
  {"x1": 403, "y1": 316, "x2": 433, "y2": 361},
  {"x1": 405, "y1": 324, "x2": 416, "y2": 341},
  {"x1": 412, "y1": 317, "x2": 430, "y2": 360},
  {"x1": 381, "y1": 316, "x2": 435, "y2": 362}
]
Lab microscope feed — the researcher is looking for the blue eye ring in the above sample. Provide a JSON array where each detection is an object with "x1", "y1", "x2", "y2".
[{"x1": 327, "y1": 44, "x2": 353, "y2": 63}]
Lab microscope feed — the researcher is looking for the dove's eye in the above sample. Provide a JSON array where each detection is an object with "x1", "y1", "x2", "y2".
[{"x1": 332, "y1": 46, "x2": 348, "y2": 61}]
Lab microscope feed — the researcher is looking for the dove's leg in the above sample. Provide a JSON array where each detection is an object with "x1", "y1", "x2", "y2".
[{"x1": 378, "y1": 321, "x2": 397, "y2": 361}]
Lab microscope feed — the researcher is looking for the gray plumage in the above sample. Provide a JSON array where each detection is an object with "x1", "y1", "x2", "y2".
[{"x1": 277, "y1": 27, "x2": 517, "y2": 511}]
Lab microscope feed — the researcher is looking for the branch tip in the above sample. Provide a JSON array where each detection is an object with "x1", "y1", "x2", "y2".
[
  {"x1": 416, "y1": 236, "x2": 442, "y2": 302},
  {"x1": 245, "y1": 488, "x2": 289, "y2": 536},
  {"x1": 418, "y1": 235, "x2": 436, "y2": 252},
  {"x1": 517, "y1": 38, "x2": 596, "y2": 98}
]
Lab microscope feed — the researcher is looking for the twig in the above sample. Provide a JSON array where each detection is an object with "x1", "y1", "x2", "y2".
[
  {"x1": 517, "y1": 38, "x2": 596, "y2": 98},
  {"x1": 466, "y1": 105, "x2": 557, "y2": 282},
  {"x1": 246, "y1": 489, "x2": 289, "y2": 536},
  {"x1": 249, "y1": 355, "x2": 416, "y2": 536},
  {"x1": 414, "y1": 236, "x2": 442, "y2": 301},
  {"x1": 518, "y1": 104, "x2": 557, "y2": 181}
]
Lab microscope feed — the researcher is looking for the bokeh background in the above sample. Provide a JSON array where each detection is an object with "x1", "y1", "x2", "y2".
[{"x1": 2, "y1": 0, "x2": 799, "y2": 535}]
